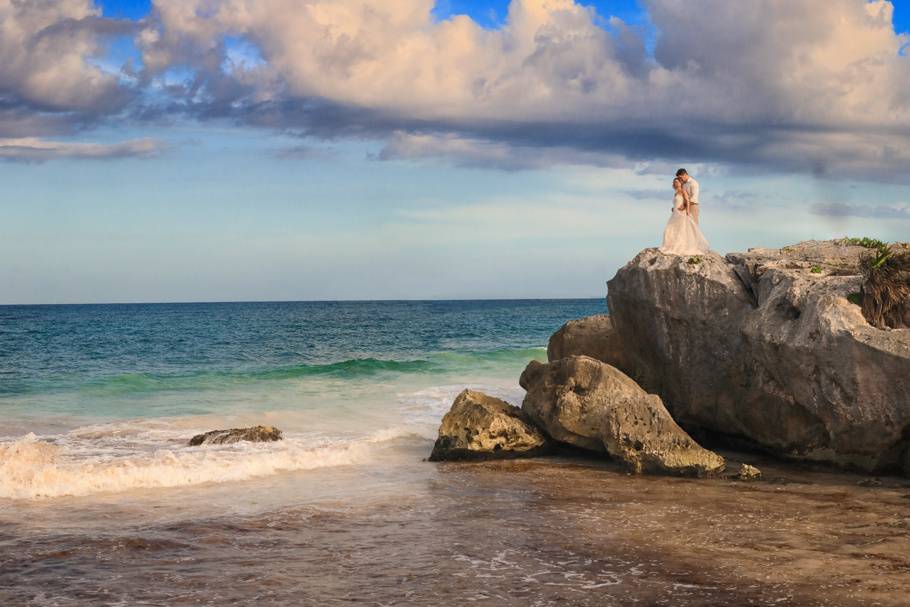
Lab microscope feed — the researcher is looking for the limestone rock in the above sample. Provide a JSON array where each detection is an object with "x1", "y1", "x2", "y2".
[
  {"x1": 734, "y1": 464, "x2": 762, "y2": 481},
  {"x1": 547, "y1": 314, "x2": 626, "y2": 369},
  {"x1": 520, "y1": 356, "x2": 725, "y2": 477},
  {"x1": 604, "y1": 240, "x2": 910, "y2": 473},
  {"x1": 429, "y1": 389, "x2": 550, "y2": 461},
  {"x1": 189, "y1": 425, "x2": 283, "y2": 446}
]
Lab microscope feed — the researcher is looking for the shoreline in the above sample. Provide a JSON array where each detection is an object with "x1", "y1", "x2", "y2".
[{"x1": 3, "y1": 449, "x2": 909, "y2": 606}]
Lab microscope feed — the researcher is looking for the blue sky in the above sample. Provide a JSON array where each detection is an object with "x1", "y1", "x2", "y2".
[{"x1": 2, "y1": 1, "x2": 909, "y2": 304}]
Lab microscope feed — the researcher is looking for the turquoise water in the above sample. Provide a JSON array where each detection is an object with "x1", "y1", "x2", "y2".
[{"x1": 0, "y1": 299, "x2": 604, "y2": 499}]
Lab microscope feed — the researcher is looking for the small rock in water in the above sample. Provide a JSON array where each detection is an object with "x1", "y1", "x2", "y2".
[
  {"x1": 734, "y1": 463, "x2": 762, "y2": 481},
  {"x1": 189, "y1": 425, "x2": 282, "y2": 446}
]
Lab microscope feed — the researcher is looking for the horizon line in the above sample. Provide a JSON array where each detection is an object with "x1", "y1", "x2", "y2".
[{"x1": 0, "y1": 296, "x2": 608, "y2": 307}]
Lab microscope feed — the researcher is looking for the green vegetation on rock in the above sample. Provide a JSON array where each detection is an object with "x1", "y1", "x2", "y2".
[
  {"x1": 837, "y1": 237, "x2": 908, "y2": 329},
  {"x1": 838, "y1": 236, "x2": 888, "y2": 251}
]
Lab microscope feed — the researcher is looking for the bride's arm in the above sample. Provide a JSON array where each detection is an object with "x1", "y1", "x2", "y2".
[{"x1": 680, "y1": 187, "x2": 690, "y2": 213}]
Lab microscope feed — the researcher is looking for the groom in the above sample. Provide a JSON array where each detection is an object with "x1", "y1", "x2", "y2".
[{"x1": 675, "y1": 168, "x2": 700, "y2": 224}]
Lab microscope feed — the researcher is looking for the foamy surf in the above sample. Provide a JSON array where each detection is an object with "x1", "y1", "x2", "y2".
[{"x1": 0, "y1": 426, "x2": 424, "y2": 500}]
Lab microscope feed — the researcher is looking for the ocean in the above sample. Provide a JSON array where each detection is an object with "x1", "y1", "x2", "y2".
[
  {"x1": 0, "y1": 299, "x2": 604, "y2": 499},
  {"x1": 3, "y1": 299, "x2": 909, "y2": 606}
]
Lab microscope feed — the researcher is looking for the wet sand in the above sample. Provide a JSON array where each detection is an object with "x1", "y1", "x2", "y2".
[{"x1": 2, "y1": 447, "x2": 909, "y2": 606}]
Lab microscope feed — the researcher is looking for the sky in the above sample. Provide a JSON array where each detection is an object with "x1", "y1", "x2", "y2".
[{"x1": 2, "y1": 0, "x2": 910, "y2": 304}]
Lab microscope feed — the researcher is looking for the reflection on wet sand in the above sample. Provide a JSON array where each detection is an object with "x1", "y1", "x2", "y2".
[{"x1": 2, "y1": 452, "x2": 909, "y2": 606}]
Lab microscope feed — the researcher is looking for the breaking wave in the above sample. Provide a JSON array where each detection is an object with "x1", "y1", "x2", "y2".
[
  {"x1": 67, "y1": 348, "x2": 545, "y2": 396},
  {"x1": 0, "y1": 427, "x2": 423, "y2": 500}
]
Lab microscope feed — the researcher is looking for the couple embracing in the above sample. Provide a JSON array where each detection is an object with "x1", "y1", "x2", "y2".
[{"x1": 659, "y1": 168, "x2": 711, "y2": 256}]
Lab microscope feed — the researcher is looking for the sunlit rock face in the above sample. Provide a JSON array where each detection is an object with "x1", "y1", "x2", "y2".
[
  {"x1": 598, "y1": 240, "x2": 910, "y2": 474},
  {"x1": 520, "y1": 356, "x2": 725, "y2": 477},
  {"x1": 429, "y1": 389, "x2": 550, "y2": 461}
]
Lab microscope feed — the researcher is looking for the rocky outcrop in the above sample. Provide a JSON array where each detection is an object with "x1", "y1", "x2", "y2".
[
  {"x1": 547, "y1": 314, "x2": 626, "y2": 368},
  {"x1": 429, "y1": 390, "x2": 550, "y2": 461},
  {"x1": 189, "y1": 425, "x2": 283, "y2": 446},
  {"x1": 599, "y1": 240, "x2": 910, "y2": 473},
  {"x1": 520, "y1": 356, "x2": 726, "y2": 477}
]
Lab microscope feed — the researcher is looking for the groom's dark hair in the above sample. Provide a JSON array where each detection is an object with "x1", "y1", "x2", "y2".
[{"x1": 675, "y1": 168, "x2": 688, "y2": 176}]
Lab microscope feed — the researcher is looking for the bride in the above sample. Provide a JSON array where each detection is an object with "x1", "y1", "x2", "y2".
[{"x1": 660, "y1": 178, "x2": 711, "y2": 255}]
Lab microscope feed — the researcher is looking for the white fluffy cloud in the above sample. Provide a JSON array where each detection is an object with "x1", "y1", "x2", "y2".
[
  {"x1": 0, "y1": 0, "x2": 146, "y2": 158},
  {"x1": 0, "y1": 0, "x2": 132, "y2": 115},
  {"x1": 3, "y1": 1, "x2": 910, "y2": 174},
  {"x1": 133, "y1": 0, "x2": 910, "y2": 178}
]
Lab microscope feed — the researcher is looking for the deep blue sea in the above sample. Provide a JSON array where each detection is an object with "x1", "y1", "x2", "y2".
[{"x1": 0, "y1": 299, "x2": 604, "y2": 499}]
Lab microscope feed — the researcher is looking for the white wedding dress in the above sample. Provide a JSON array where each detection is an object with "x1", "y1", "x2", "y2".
[{"x1": 659, "y1": 192, "x2": 711, "y2": 255}]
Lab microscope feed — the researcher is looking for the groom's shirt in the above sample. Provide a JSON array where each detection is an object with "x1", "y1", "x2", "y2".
[{"x1": 685, "y1": 178, "x2": 700, "y2": 204}]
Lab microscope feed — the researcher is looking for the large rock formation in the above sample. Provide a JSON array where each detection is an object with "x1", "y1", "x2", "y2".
[
  {"x1": 595, "y1": 240, "x2": 910, "y2": 474},
  {"x1": 189, "y1": 425, "x2": 283, "y2": 446},
  {"x1": 429, "y1": 389, "x2": 550, "y2": 461},
  {"x1": 520, "y1": 356, "x2": 726, "y2": 477}
]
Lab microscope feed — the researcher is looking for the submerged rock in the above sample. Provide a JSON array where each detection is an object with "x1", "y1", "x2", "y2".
[
  {"x1": 520, "y1": 356, "x2": 725, "y2": 477},
  {"x1": 189, "y1": 425, "x2": 283, "y2": 446},
  {"x1": 602, "y1": 239, "x2": 910, "y2": 473},
  {"x1": 429, "y1": 390, "x2": 550, "y2": 461}
]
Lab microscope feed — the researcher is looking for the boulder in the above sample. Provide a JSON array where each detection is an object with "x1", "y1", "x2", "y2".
[
  {"x1": 604, "y1": 240, "x2": 910, "y2": 473},
  {"x1": 189, "y1": 425, "x2": 283, "y2": 446},
  {"x1": 519, "y1": 356, "x2": 726, "y2": 477},
  {"x1": 547, "y1": 314, "x2": 626, "y2": 369},
  {"x1": 429, "y1": 390, "x2": 550, "y2": 461}
]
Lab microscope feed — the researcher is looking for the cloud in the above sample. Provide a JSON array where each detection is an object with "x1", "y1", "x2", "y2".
[
  {"x1": 129, "y1": 0, "x2": 910, "y2": 181},
  {"x1": 622, "y1": 187, "x2": 760, "y2": 210},
  {"x1": 3, "y1": 1, "x2": 910, "y2": 179},
  {"x1": 0, "y1": 0, "x2": 136, "y2": 117},
  {"x1": 621, "y1": 188, "x2": 668, "y2": 200},
  {"x1": 0, "y1": 137, "x2": 165, "y2": 162},
  {"x1": 810, "y1": 201, "x2": 910, "y2": 220},
  {"x1": 375, "y1": 131, "x2": 634, "y2": 170},
  {"x1": 270, "y1": 143, "x2": 336, "y2": 160}
]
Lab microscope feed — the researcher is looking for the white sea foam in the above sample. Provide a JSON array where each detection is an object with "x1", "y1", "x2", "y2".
[
  {"x1": 0, "y1": 379, "x2": 520, "y2": 500},
  {"x1": 396, "y1": 382, "x2": 525, "y2": 434},
  {"x1": 0, "y1": 425, "x2": 421, "y2": 500}
]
